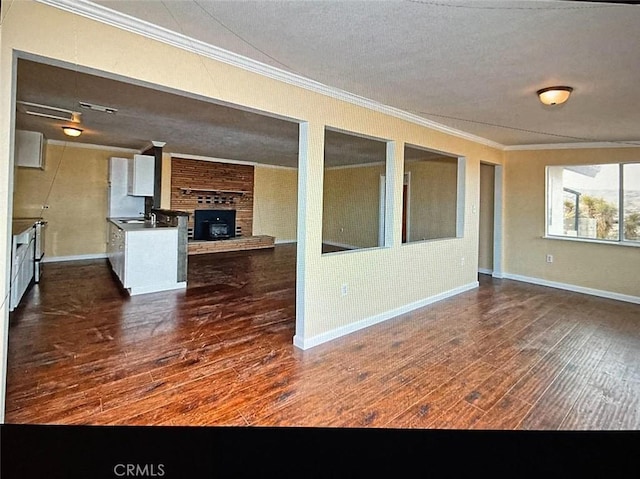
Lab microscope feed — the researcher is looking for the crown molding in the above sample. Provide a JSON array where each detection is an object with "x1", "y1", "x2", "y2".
[
  {"x1": 37, "y1": 0, "x2": 506, "y2": 151},
  {"x1": 325, "y1": 161, "x2": 386, "y2": 171},
  {"x1": 504, "y1": 141, "x2": 640, "y2": 151},
  {"x1": 170, "y1": 152, "x2": 300, "y2": 170},
  {"x1": 47, "y1": 139, "x2": 140, "y2": 153},
  {"x1": 170, "y1": 152, "x2": 257, "y2": 167}
]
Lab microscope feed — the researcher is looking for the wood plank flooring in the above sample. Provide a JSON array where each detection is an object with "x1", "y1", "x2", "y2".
[{"x1": 5, "y1": 244, "x2": 640, "y2": 429}]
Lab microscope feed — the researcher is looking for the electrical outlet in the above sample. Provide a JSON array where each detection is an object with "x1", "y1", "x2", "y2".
[
  {"x1": 546, "y1": 254, "x2": 553, "y2": 263},
  {"x1": 341, "y1": 283, "x2": 348, "y2": 296}
]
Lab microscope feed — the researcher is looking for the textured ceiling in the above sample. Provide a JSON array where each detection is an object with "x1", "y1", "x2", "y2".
[{"x1": 16, "y1": 0, "x2": 640, "y2": 167}]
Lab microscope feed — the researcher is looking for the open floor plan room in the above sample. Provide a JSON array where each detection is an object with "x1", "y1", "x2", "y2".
[{"x1": 5, "y1": 244, "x2": 639, "y2": 430}]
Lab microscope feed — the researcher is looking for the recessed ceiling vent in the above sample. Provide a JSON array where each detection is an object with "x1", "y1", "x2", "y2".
[{"x1": 79, "y1": 101, "x2": 118, "y2": 114}]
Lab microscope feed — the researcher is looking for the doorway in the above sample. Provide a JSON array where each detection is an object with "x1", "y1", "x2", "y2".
[{"x1": 478, "y1": 162, "x2": 503, "y2": 277}]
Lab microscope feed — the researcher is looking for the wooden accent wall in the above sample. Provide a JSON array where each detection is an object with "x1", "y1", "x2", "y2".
[{"x1": 170, "y1": 158, "x2": 254, "y2": 239}]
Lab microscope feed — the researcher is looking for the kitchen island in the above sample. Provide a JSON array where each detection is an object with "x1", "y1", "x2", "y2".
[{"x1": 107, "y1": 217, "x2": 187, "y2": 295}]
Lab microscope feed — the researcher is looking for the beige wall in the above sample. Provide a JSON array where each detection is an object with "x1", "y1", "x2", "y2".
[
  {"x1": 405, "y1": 158, "x2": 458, "y2": 241},
  {"x1": 0, "y1": 1, "x2": 507, "y2": 411},
  {"x1": 504, "y1": 148, "x2": 640, "y2": 297},
  {"x1": 478, "y1": 163, "x2": 495, "y2": 271},
  {"x1": 253, "y1": 166, "x2": 297, "y2": 242},
  {"x1": 323, "y1": 164, "x2": 384, "y2": 248},
  {"x1": 12, "y1": 142, "x2": 132, "y2": 258}
]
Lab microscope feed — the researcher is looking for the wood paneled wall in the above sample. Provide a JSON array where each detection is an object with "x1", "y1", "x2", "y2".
[{"x1": 170, "y1": 158, "x2": 254, "y2": 238}]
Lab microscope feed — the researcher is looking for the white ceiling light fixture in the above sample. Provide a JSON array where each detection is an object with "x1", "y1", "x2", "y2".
[
  {"x1": 537, "y1": 86, "x2": 573, "y2": 106},
  {"x1": 62, "y1": 111, "x2": 83, "y2": 137}
]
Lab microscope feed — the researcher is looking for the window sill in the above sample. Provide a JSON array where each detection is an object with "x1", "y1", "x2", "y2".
[{"x1": 543, "y1": 235, "x2": 640, "y2": 248}]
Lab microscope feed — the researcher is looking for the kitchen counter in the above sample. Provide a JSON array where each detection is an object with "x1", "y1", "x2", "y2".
[
  {"x1": 107, "y1": 217, "x2": 177, "y2": 232},
  {"x1": 107, "y1": 217, "x2": 186, "y2": 295}
]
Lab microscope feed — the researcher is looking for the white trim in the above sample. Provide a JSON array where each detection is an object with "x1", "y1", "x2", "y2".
[
  {"x1": 293, "y1": 281, "x2": 479, "y2": 350},
  {"x1": 170, "y1": 152, "x2": 257, "y2": 167},
  {"x1": 403, "y1": 171, "x2": 411, "y2": 243},
  {"x1": 46, "y1": 140, "x2": 140, "y2": 154},
  {"x1": 172, "y1": 152, "x2": 299, "y2": 170},
  {"x1": 542, "y1": 235, "x2": 640, "y2": 248},
  {"x1": 379, "y1": 174, "x2": 386, "y2": 248},
  {"x1": 37, "y1": 0, "x2": 505, "y2": 151},
  {"x1": 478, "y1": 268, "x2": 493, "y2": 275},
  {"x1": 456, "y1": 157, "x2": 466, "y2": 238},
  {"x1": 502, "y1": 273, "x2": 640, "y2": 305},
  {"x1": 274, "y1": 239, "x2": 296, "y2": 244},
  {"x1": 254, "y1": 163, "x2": 297, "y2": 171},
  {"x1": 505, "y1": 142, "x2": 640, "y2": 151},
  {"x1": 322, "y1": 241, "x2": 360, "y2": 251},
  {"x1": 129, "y1": 281, "x2": 187, "y2": 296},
  {"x1": 384, "y1": 141, "x2": 396, "y2": 248},
  {"x1": 42, "y1": 253, "x2": 107, "y2": 263},
  {"x1": 492, "y1": 164, "x2": 504, "y2": 277},
  {"x1": 325, "y1": 161, "x2": 386, "y2": 171}
]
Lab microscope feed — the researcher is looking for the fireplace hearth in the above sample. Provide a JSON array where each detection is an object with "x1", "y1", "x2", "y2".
[{"x1": 194, "y1": 209, "x2": 236, "y2": 241}]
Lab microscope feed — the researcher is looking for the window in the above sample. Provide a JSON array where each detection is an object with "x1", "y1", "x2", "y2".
[
  {"x1": 322, "y1": 128, "x2": 389, "y2": 254},
  {"x1": 546, "y1": 162, "x2": 640, "y2": 243},
  {"x1": 402, "y1": 144, "x2": 464, "y2": 243}
]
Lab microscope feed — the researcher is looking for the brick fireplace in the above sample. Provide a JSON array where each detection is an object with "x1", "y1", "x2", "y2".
[{"x1": 170, "y1": 158, "x2": 254, "y2": 240}]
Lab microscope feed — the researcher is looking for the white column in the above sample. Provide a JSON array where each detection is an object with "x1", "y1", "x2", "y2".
[{"x1": 293, "y1": 122, "x2": 325, "y2": 349}]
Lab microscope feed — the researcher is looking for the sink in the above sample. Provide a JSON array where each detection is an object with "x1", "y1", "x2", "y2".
[{"x1": 119, "y1": 219, "x2": 146, "y2": 224}]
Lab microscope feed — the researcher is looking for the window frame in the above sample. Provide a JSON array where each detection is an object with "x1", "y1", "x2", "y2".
[
  {"x1": 544, "y1": 161, "x2": 640, "y2": 247},
  {"x1": 400, "y1": 143, "x2": 466, "y2": 244}
]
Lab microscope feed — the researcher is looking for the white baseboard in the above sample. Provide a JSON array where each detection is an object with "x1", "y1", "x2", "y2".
[
  {"x1": 294, "y1": 281, "x2": 479, "y2": 350},
  {"x1": 502, "y1": 273, "x2": 640, "y2": 305},
  {"x1": 274, "y1": 239, "x2": 297, "y2": 245},
  {"x1": 478, "y1": 268, "x2": 493, "y2": 275},
  {"x1": 42, "y1": 253, "x2": 107, "y2": 263},
  {"x1": 129, "y1": 282, "x2": 187, "y2": 296}
]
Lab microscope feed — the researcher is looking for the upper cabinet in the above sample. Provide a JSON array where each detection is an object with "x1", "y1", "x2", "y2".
[
  {"x1": 127, "y1": 154, "x2": 155, "y2": 196},
  {"x1": 15, "y1": 130, "x2": 46, "y2": 169}
]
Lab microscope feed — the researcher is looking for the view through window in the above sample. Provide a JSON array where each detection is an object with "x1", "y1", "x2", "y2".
[{"x1": 547, "y1": 163, "x2": 640, "y2": 242}]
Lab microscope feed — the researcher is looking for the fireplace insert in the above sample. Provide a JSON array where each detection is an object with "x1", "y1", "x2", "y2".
[{"x1": 194, "y1": 209, "x2": 236, "y2": 240}]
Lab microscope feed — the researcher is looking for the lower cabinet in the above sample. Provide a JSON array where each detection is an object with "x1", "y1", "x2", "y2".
[
  {"x1": 9, "y1": 228, "x2": 35, "y2": 311},
  {"x1": 107, "y1": 221, "x2": 185, "y2": 295}
]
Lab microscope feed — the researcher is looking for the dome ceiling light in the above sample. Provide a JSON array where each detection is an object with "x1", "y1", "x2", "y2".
[
  {"x1": 537, "y1": 86, "x2": 573, "y2": 106},
  {"x1": 62, "y1": 111, "x2": 83, "y2": 137}
]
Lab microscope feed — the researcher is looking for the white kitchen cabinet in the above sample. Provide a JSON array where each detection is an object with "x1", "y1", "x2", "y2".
[
  {"x1": 10, "y1": 225, "x2": 35, "y2": 311},
  {"x1": 107, "y1": 220, "x2": 185, "y2": 295},
  {"x1": 15, "y1": 130, "x2": 45, "y2": 169},
  {"x1": 127, "y1": 154, "x2": 155, "y2": 196}
]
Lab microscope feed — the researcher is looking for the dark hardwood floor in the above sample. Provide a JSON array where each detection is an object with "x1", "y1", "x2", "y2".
[{"x1": 5, "y1": 244, "x2": 640, "y2": 429}]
